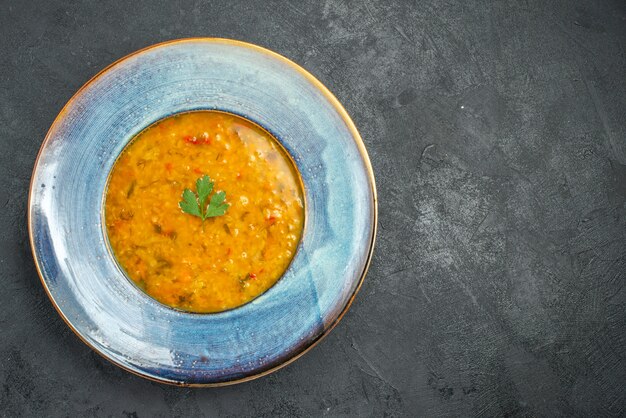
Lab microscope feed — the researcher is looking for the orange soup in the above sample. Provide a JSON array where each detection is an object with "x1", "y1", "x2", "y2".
[{"x1": 105, "y1": 111, "x2": 304, "y2": 313}]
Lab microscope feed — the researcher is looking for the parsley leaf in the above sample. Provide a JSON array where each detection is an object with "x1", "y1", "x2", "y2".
[
  {"x1": 205, "y1": 191, "x2": 229, "y2": 218},
  {"x1": 179, "y1": 175, "x2": 229, "y2": 221},
  {"x1": 196, "y1": 175, "x2": 213, "y2": 210},
  {"x1": 179, "y1": 188, "x2": 202, "y2": 218}
]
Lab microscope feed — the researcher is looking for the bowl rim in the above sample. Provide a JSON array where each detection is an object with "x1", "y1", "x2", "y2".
[{"x1": 28, "y1": 37, "x2": 378, "y2": 387}]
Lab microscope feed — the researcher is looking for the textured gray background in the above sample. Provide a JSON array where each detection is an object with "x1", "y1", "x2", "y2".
[{"x1": 1, "y1": 0, "x2": 625, "y2": 416}]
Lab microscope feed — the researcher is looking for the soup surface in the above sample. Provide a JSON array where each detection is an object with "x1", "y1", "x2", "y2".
[{"x1": 105, "y1": 111, "x2": 304, "y2": 313}]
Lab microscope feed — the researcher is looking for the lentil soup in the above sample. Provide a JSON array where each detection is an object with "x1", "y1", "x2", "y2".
[{"x1": 105, "y1": 111, "x2": 304, "y2": 313}]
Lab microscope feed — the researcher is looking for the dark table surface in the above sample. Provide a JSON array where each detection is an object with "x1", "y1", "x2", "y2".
[{"x1": 1, "y1": 0, "x2": 625, "y2": 416}]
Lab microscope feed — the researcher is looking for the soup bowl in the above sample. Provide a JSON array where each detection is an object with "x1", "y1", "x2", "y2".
[{"x1": 29, "y1": 38, "x2": 376, "y2": 385}]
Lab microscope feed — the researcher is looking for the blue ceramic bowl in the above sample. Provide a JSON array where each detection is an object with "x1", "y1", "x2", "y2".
[{"x1": 29, "y1": 38, "x2": 377, "y2": 386}]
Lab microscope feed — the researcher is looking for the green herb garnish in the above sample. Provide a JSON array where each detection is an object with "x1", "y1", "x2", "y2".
[{"x1": 179, "y1": 175, "x2": 229, "y2": 221}]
